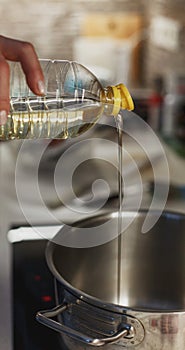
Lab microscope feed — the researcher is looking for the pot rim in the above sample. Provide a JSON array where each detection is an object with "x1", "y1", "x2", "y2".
[{"x1": 46, "y1": 209, "x2": 185, "y2": 314}]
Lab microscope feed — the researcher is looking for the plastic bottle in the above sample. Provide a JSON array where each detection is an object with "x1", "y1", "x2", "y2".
[{"x1": 0, "y1": 60, "x2": 134, "y2": 140}]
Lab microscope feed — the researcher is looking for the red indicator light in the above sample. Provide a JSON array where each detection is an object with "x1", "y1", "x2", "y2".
[
  {"x1": 42, "y1": 295, "x2": 52, "y2": 302},
  {"x1": 34, "y1": 275, "x2": 41, "y2": 281}
]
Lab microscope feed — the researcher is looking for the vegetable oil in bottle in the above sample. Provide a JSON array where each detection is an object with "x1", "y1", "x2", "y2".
[{"x1": 0, "y1": 60, "x2": 134, "y2": 140}]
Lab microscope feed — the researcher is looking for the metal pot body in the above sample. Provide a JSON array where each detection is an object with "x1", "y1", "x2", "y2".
[{"x1": 37, "y1": 210, "x2": 185, "y2": 349}]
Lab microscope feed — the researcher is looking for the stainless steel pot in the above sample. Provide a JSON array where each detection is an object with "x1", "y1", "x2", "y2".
[{"x1": 37, "y1": 209, "x2": 185, "y2": 349}]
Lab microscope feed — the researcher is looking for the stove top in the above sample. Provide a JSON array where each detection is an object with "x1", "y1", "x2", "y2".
[{"x1": 11, "y1": 227, "x2": 67, "y2": 349}]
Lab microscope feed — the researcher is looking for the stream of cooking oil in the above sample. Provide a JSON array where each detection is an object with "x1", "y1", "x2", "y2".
[{"x1": 116, "y1": 113, "x2": 124, "y2": 305}]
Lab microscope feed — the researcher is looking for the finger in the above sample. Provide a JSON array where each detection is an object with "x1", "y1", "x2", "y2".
[
  {"x1": 0, "y1": 56, "x2": 9, "y2": 124},
  {"x1": 18, "y1": 43, "x2": 45, "y2": 96},
  {"x1": 0, "y1": 35, "x2": 45, "y2": 96}
]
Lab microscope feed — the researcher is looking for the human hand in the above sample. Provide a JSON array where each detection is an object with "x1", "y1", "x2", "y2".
[{"x1": 0, "y1": 35, "x2": 44, "y2": 125}]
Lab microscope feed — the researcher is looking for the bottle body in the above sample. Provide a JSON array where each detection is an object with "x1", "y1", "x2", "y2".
[{"x1": 0, "y1": 60, "x2": 133, "y2": 140}]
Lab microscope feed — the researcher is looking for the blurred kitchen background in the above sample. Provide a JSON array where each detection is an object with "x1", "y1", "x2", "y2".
[
  {"x1": 0, "y1": 0, "x2": 184, "y2": 84},
  {"x1": 0, "y1": 0, "x2": 184, "y2": 152},
  {"x1": 0, "y1": 1, "x2": 185, "y2": 350}
]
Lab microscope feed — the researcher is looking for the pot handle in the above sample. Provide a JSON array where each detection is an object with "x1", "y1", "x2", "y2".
[{"x1": 36, "y1": 303, "x2": 133, "y2": 347}]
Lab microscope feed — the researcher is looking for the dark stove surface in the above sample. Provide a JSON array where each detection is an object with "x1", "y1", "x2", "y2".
[{"x1": 12, "y1": 234, "x2": 67, "y2": 350}]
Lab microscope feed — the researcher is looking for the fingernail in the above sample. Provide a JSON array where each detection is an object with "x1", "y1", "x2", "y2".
[
  {"x1": 0, "y1": 110, "x2": 7, "y2": 125},
  {"x1": 37, "y1": 80, "x2": 45, "y2": 95}
]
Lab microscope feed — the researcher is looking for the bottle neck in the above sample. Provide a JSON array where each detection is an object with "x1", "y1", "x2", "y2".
[{"x1": 100, "y1": 84, "x2": 134, "y2": 116}]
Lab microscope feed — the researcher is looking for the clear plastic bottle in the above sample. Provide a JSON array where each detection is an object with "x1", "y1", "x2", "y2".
[{"x1": 0, "y1": 59, "x2": 134, "y2": 140}]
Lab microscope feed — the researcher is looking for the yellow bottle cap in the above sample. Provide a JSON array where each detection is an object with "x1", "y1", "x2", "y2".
[
  {"x1": 101, "y1": 83, "x2": 134, "y2": 116},
  {"x1": 115, "y1": 83, "x2": 134, "y2": 111}
]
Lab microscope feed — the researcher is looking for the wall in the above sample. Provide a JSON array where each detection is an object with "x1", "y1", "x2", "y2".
[
  {"x1": 0, "y1": 0, "x2": 184, "y2": 87},
  {"x1": 145, "y1": 0, "x2": 185, "y2": 85},
  {"x1": 0, "y1": 0, "x2": 146, "y2": 59}
]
